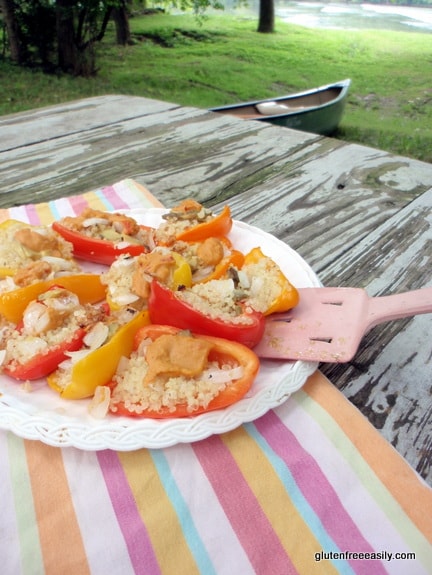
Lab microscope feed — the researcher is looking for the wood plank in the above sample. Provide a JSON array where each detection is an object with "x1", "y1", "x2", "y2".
[
  {"x1": 2, "y1": 103, "x2": 430, "y2": 219},
  {"x1": 0, "y1": 107, "x2": 316, "y2": 206},
  {"x1": 0, "y1": 95, "x2": 178, "y2": 152},
  {"x1": 318, "y1": 189, "x2": 432, "y2": 483},
  {"x1": 208, "y1": 143, "x2": 432, "y2": 274},
  {"x1": 212, "y1": 163, "x2": 432, "y2": 483}
]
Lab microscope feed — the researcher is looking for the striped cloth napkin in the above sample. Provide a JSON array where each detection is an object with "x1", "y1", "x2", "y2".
[{"x1": 0, "y1": 179, "x2": 431, "y2": 575}]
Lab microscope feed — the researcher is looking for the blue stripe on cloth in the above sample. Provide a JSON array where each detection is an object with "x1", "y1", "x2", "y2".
[
  {"x1": 150, "y1": 450, "x2": 217, "y2": 575},
  {"x1": 94, "y1": 188, "x2": 117, "y2": 210},
  {"x1": 47, "y1": 200, "x2": 61, "y2": 221},
  {"x1": 244, "y1": 422, "x2": 356, "y2": 575}
]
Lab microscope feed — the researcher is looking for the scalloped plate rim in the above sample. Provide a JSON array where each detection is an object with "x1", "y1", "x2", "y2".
[{"x1": 0, "y1": 208, "x2": 320, "y2": 450}]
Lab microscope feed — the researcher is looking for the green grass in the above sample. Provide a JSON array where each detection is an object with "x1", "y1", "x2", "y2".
[{"x1": 1, "y1": 11, "x2": 431, "y2": 163}]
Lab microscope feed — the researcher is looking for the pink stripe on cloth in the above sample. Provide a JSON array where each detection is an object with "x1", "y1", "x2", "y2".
[
  {"x1": 24, "y1": 203, "x2": 41, "y2": 225},
  {"x1": 254, "y1": 411, "x2": 389, "y2": 575},
  {"x1": 69, "y1": 194, "x2": 90, "y2": 216},
  {"x1": 100, "y1": 185, "x2": 132, "y2": 210},
  {"x1": 97, "y1": 450, "x2": 161, "y2": 575},
  {"x1": 193, "y1": 434, "x2": 298, "y2": 575},
  {"x1": 162, "y1": 443, "x2": 255, "y2": 573}
]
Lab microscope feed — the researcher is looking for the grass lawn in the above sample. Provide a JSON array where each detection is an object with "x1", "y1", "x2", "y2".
[{"x1": 1, "y1": 11, "x2": 431, "y2": 163}]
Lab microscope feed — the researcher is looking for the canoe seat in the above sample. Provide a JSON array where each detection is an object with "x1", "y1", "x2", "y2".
[{"x1": 256, "y1": 102, "x2": 306, "y2": 116}]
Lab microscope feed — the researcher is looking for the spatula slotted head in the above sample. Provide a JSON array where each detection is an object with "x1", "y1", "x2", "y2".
[{"x1": 254, "y1": 287, "x2": 371, "y2": 363}]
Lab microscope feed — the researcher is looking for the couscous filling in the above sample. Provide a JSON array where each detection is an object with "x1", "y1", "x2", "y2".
[
  {"x1": 176, "y1": 278, "x2": 254, "y2": 324},
  {"x1": 58, "y1": 208, "x2": 155, "y2": 248},
  {"x1": 0, "y1": 287, "x2": 108, "y2": 369},
  {"x1": 110, "y1": 333, "x2": 244, "y2": 415},
  {"x1": 239, "y1": 257, "x2": 288, "y2": 313},
  {"x1": 101, "y1": 248, "x2": 191, "y2": 309},
  {"x1": 155, "y1": 200, "x2": 215, "y2": 245},
  {"x1": 0, "y1": 221, "x2": 77, "y2": 279}
]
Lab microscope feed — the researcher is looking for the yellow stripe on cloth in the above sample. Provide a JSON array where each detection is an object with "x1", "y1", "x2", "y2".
[
  {"x1": 221, "y1": 426, "x2": 339, "y2": 575},
  {"x1": 303, "y1": 371, "x2": 432, "y2": 543},
  {"x1": 118, "y1": 450, "x2": 201, "y2": 575}
]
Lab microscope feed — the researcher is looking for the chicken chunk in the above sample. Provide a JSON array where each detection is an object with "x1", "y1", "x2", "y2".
[
  {"x1": 14, "y1": 228, "x2": 62, "y2": 255},
  {"x1": 131, "y1": 251, "x2": 176, "y2": 299},
  {"x1": 196, "y1": 237, "x2": 225, "y2": 267}
]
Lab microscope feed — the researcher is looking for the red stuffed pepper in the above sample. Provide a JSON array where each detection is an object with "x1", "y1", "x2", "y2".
[
  {"x1": 52, "y1": 208, "x2": 155, "y2": 265},
  {"x1": 148, "y1": 279, "x2": 265, "y2": 348},
  {"x1": 1, "y1": 285, "x2": 109, "y2": 381},
  {"x1": 107, "y1": 324, "x2": 260, "y2": 418},
  {"x1": 3, "y1": 327, "x2": 86, "y2": 380}
]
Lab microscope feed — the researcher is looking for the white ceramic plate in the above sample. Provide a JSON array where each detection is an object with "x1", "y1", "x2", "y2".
[{"x1": 0, "y1": 209, "x2": 320, "y2": 450}]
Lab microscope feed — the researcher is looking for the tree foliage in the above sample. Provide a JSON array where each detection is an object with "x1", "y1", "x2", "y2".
[
  {"x1": 1, "y1": 0, "x2": 57, "y2": 66},
  {"x1": 0, "y1": 0, "x2": 228, "y2": 76},
  {"x1": 0, "y1": 0, "x2": 123, "y2": 75}
]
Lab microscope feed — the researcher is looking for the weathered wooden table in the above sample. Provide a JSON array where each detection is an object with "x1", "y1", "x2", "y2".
[{"x1": 1, "y1": 95, "x2": 431, "y2": 484}]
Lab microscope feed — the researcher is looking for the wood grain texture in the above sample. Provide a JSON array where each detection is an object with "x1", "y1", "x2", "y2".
[{"x1": 1, "y1": 95, "x2": 431, "y2": 483}]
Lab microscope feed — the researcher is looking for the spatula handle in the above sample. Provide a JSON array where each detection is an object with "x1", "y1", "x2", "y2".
[{"x1": 366, "y1": 287, "x2": 432, "y2": 331}]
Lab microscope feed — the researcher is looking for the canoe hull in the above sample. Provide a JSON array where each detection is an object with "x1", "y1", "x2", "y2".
[{"x1": 209, "y1": 79, "x2": 351, "y2": 136}]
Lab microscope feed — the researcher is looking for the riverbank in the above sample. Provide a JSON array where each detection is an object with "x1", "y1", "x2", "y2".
[
  {"x1": 275, "y1": 2, "x2": 432, "y2": 34},
  {"x1": 1, "y1": 13, "x2": 431, "y2": 163}
]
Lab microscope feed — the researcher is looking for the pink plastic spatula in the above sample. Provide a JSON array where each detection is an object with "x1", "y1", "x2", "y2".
[{"x1": 253, "y1": 286, "x2": 432, "y2": 363}]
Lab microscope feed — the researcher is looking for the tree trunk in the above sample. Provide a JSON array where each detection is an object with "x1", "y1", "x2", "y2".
[
  {"x1": 0, "y1": 0, "x2": 26, "y2": 63},
  {"x1": 257, "y1": 0, "x2": 275, "y2": 34},
  {"x1": 56, "y1": 0, "x2": 78, "y2": 73},
  {"x1": 112, "y1": 1, "x2": 131, "y2": 45}
]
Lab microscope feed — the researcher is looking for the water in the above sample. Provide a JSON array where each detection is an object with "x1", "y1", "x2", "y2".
[{"x1": 275, "y1": 2, "x2": 432, "y2": 34}]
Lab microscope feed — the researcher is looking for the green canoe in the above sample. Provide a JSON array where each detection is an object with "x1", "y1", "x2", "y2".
[{"x1": 209, "y1": 79, "x2": 351, "y2": 136}]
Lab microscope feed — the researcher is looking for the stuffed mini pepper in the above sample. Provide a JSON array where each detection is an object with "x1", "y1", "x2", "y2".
[
  {"x1": 101, "y1": 248, "x2": 192, "y2": 311},
  {"x1": 47, "y1": 309, "x2": 150, "y2": 399},
  {"x1": 52, "y1": 208, "x2": 156, "y2": 265},
  {"x1": 148, "y1": 246, "x2": 298, "y2": 348},
  {"x1": 168, "y1": 236, "x2": 244, "y2": 284},
  {"x1": 148, "y1": 279, "x2": 265, "y2": 348},
  {"x1": 0, "y1": 285, "x2": 110, "y2": 380},
  {"x1": 155, "y1": 199, "x2": 232, "y2": 246},
  {"x1": 107, "y1": 324, "x2": 260, "y2": 418},
  {"x1": 0, "y1": 219, "x2": 79, "y2": 283}
]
